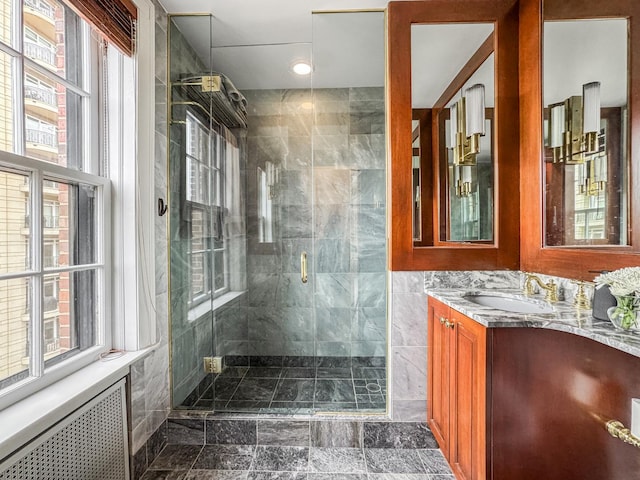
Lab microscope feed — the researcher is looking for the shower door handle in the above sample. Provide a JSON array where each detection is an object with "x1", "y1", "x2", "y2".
[{"x1": 301, "y1": 251, "x2": 308, "y2": 284}]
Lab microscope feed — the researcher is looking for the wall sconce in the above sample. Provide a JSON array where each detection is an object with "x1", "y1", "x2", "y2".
[
  {"x1": 577, "y1": 153, "x2": 607, "y2": 197},
  {"x1": 448, "y1": 83, "x2": 486, "y2": 166},
  {"x1": 452, "y1": 164, "x2": 474, "y2": 197},
  {"x1": 548, "y1": 81, "x2": 601, "y2": 164}
]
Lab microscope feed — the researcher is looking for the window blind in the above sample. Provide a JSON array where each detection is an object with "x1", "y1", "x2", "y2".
[{"x1": 64, "y1": 0, "x2": 137, "y2": 56}]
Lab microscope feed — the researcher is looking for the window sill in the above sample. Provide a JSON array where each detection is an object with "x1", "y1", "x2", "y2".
[
  {"x1": 188, "y1": 290, "x2": 246, "y2": 322},
  {"x1": 0, "y1": 348, "x2": 153, "y2": 463}
]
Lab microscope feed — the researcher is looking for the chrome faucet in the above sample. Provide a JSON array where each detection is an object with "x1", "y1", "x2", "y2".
[{"x1": 524, "y1": 273, "x2": 559, "y2": 303}]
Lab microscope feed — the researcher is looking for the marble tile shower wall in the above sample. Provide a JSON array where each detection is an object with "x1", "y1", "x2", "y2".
[
  {"x1": 168, "y1": 22, "x2": 217, "y2": 406},
  {"x1": 229, "y1": 87, "x2": 387, "y2": 359},
  {"x1": 128, "y1": 0, "x2": 172, "y2": 473}
]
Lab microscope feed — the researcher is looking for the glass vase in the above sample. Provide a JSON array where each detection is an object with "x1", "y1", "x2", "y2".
[{"x1": 607, "y1": 295, "x2": 640, "y2": 332}]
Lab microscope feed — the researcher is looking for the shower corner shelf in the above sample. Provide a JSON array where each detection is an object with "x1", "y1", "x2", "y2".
[{"x1": 170, "y1": 74, "x2": 248, "y2": 129}]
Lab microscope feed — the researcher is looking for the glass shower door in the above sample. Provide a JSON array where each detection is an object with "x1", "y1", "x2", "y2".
[{"x1": 310, "y1": 11, "x2": 387, "y2": 413}]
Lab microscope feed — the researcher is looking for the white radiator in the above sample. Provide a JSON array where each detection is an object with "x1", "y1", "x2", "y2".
[{"x1": 0, "y1": 379, "x2": 129, "y2": 480}]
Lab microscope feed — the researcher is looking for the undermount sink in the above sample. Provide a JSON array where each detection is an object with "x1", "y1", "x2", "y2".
[{"x1": 463, "y1": 293, "x2": 555, "y2": 314}]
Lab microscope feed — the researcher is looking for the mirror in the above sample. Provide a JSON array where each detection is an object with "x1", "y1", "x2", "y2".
[
  {"x1": 388, "y1": 0, "x2": 519, "y2": 272},
  {"x1": 411, "y1": 23, "x2": 495, "y2": 245},
  {"x1": 543, "y1": 17, "x2": 629, "y2": 247}
]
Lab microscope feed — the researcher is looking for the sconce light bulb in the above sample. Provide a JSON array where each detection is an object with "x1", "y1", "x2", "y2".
[
  {"x1": 583, "y1": 81, "x2": 601, "y2": 134},
  {"x1": 464, "y1": 83, "x2": 486, "y2": 136}
]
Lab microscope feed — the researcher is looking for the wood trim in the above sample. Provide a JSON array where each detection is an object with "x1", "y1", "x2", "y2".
[
  {"x1": 433, "y1": 33, "x2": 495, "y2": 110},
  {"x1": 64, "y1": 0, "x2": 137, "y2": 56},
  {"x1": 388, "y1": 0, "x2": 520, "y2": 271},
  {"x1": 413, "y1": 108, "x2": 434, "y2": 246},
  {"x1": 519, "y1": 0, "x2": 640, "y2": 280}
]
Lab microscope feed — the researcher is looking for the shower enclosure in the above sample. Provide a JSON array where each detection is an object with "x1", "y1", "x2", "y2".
[{"x1": 168, "y1": 11, "x2": 387, "y2": 414}]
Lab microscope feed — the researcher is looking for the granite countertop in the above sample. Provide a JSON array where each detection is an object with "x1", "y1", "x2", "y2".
[{"x1": 426, "y1": 288, "x2": 640, "y2": 359}]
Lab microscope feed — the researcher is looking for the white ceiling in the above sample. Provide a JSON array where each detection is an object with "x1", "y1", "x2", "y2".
[
  {"x1": 544, "y1": 19, "x2": 627, "y2": 107},
  {"x1": 159, "y1": 0, "x2": 389, "y2": 90},
  {"x1": 411, "y1": 23, "x2": 494, "y2": 108},
  {"x1": 158, "y1": 1, "x2": 629, "y2": 110}
]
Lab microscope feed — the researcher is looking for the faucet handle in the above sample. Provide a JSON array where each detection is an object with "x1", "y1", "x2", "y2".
[
  {"x1": 572, "y1": 280, "x2": 591, "y2": 310},
  {"x1": 545, "y1": 279, "x2": 559, "y2": 303}
]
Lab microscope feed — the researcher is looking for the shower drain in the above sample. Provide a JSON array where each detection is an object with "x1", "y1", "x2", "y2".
[{"x1": 365, "y1": 382, "x2": 382, "y2": 393}]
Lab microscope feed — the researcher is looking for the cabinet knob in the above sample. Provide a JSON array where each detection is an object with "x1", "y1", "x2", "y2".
[
  {"x1": 445, "y1": 320, "x2": 455, "y2": 329},
  {"x1": 439, "y1": 316, "x2": 447, "y2": 325}
]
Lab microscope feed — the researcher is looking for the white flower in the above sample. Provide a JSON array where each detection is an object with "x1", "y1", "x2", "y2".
[{"x1": 594, "y1": 267, "x2": 640, "y2": 297}]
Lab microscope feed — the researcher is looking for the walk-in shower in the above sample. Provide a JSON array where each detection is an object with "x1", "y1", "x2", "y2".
[{"x1": 168, "y1": 11, "x2": 387, "y2": 414}]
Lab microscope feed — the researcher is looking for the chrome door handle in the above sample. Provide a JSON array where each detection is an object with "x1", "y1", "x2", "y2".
[{"x1": 301, "y1": 251, "x2": 308, "y2": 284}]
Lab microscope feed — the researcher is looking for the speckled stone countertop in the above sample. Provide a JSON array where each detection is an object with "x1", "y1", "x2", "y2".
[{"x1": 426, "y1": 288, "x2": 640, "y2": 359}]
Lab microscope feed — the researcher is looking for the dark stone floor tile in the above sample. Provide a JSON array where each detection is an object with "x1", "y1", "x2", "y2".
[
  {"x1": 418, "y1": 449, "x2": 454, "y2": 475},
  {"x1": 283, "y1": 356, "x2": 315, "y2": 367},
  {"x1": 363, "y1": 423, "x2": 437, "y2": 449},
  {"x1": 232, "y1": 377, "x2": 279, "y2": 401},
  {"x1": 250, "y1": 355, "x2": 283, "y2": 367},
  {"x1": 245, "y1": 367, "x2": 283, "y2": 378},
  {"x1": 283, "y1": 367, "x2": 316, "y2": 379},
  {"x1": 315, "y1": 356, "x2": 351, "y2": 368},
  {"x1": 251, "y1": 446, "x2": 310, "y2": 472},
  {"x1": 308, "y1": 475, "x2": 366, "y2": 480},
  {"x1": 140, "y1": 470, "x2": 188, "y2": 480},
  {"x1": 192, "y1": 445, "x2": 254, "y2": 470},
  {"x1": 258, "y1": 420, "x2": 310, "y2": 446},
  {"x1": 308, "y1": 448, "x2": 366, "y2": 473},
  {"x1": 148, "y1": 445, "x2": 202, "y2": 470},
  {"x1": 351, "y1": 356, "x2": 385, "y2": 368},
  {"x1": 199, "y1": 386, "x2": 214, "y2": 401},
  {"x1": 167, "y1": 418, "x2": 205, "y2": 445},
  {"x1": 310, "y1": 421, "x2": 362, "y2": 448},
  {"x1": 366, "y1": 475, "x2": 428, "y2": 480},
  {"x1": 316, "y1": 368, "x2": 352, "y2": 379},
  {"x1": 273, "y1": 379, "x2": 315, "y2": 402},
  {"x1": 205, "y1": 419, "x2": 257, "y2": 445},
  {"x1": 314, "y1": 380, "x2": 356, "y2": 403},
  {"x1": 225, "y1": 355, "x2": 249, "y2": 367},
  {"x1": 213, "y1": 377, "x2": 242, "y2": 400},
  {"x1": 364, "y1": 449, "x2": 426, "y2": 474},
  {"x1": 186, "y1": 471, "x2": 249, "y2": 480},
  {"x1": 218, "y1": 367, "x2": 249, "y2": 378},
  {"x1": 351, "y1": 367, "x2": 386, "y2": 380},
  {"x1": 248, "y1": 472, "x2": 307, "y2": 480}
]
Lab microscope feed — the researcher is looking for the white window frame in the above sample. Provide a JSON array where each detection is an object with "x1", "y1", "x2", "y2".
[
  {"x1": 109, "y1": 0, "x2": 157, "y2": 352},
  {"x1": 185, "y1": 111, "x2": 233, "y2": 315},
  {"x1": 0, "y1": 0, "x2": 157, "y2": 417},
  {"x1": 0, "y1": 152, "x2": 111, "y2": 410}
]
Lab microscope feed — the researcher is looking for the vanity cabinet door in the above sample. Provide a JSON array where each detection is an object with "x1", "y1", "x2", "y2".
[
  {"x1": 428, "y1": 296, "x2": 489, "y2": 480},
  {"x1": 449, "y1": 310, "x2": 487, "y2": 480},
  {"x1": 427, "y1": 297, "x2": 452, "y2": 457}
]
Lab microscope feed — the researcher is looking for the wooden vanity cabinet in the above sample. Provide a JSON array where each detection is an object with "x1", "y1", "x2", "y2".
[{"x1": 427, "y1": 297, "x2": 488, "y2": 480}]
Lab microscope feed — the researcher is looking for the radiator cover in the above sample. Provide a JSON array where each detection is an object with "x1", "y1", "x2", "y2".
[{"x1": 0, "y1": 379, "x2": 129, "y2": 480}]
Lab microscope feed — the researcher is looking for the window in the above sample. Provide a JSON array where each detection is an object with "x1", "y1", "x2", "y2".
[
  {"x1": 0, "y1": 0, "x2": 110, "y2": 406},
  {"x1": 185, "y1": 111, "x2": 237, "y2": 310}
]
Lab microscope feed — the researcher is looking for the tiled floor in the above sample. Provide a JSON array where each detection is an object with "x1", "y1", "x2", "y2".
[
  {"x1": 141, "y1": 444, "x2": 455, "y2": 479},
  {"x1": 180, "y1": 366, "x2": 387, "y2": 413}
]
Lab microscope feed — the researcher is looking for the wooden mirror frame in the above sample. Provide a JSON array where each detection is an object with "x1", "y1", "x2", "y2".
[
  {"x1": 519, "y1": 0, "x2": 640, "y2": 280},
  {"x1": 388, "y1": 0, "x2": 520, "y2": 271}
]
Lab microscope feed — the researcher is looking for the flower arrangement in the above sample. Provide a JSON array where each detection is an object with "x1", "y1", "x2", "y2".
[{"x1": 594, "y1": 267, "x2": 640, "y2": 330}]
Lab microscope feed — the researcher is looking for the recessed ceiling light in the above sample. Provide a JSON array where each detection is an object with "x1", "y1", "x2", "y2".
[{"x1": 292, "y1": 62, "x2": 312, "y2": 75}]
